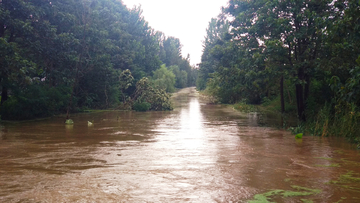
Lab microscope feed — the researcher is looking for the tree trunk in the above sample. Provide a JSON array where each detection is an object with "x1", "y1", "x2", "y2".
[
  {"x1": 66, "y1": 56, "x2": 82, "y2": 120},
  {"x1": 0, "y1": 22, "x2": 4, "y2": 38},
  {"x1": 296, "y1": 68, "x2": 306, "y2": 122},
  {"x1": 280, "y1": 76, "x2": 285, "y2": 114},
  {"x1": 66, "y1": 83, "x2": 76, "y2": 120},
  {"x1": 304, "y1": 74, "x2": 310, "y2": 104},
  {"x1": 286, "y1": 83, "x2": 292, "y2": 104},
  {"x1": 104, "y1": 84, "x2": 108, "y2": 108},
  {"x1": 66, "y1": 4, "x2": 89, "y2": 120},
  {"x1": 1, "y1": 85, "x2": 8, "y2": 105},
  {"x1": 296, "y1": 84, "x2": 305, "y2": 121}
]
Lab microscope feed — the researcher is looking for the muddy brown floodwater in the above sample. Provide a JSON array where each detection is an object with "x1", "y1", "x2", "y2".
[{"x1": 0, "y1": 87, "x2": 360, "y2": 202}]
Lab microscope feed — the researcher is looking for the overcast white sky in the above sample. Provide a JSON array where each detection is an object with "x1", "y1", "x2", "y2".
[{"x1": 121, "y1": 0, "x2": 229, "y2": 66}]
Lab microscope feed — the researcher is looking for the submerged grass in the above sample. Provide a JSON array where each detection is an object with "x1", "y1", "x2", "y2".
[
  {"x1": 301, "y1": 199, "x2": 314, "y2": 203},
  {"x1": 334, "y1": 150, "x2": 345, "y2": 155},
  {"x1": 198, "y1": 89, "x2": 219, "y2": 104},
  {"x1": 340, "y1": 171, "x2": 360, "y2": 182},
  {"x1": 314, "y1": 157, "x2": 334, "y2": 160},
  {"x1": 333, "y1": 197, "x2": 347, "y2": 203},
  {"x1": 249, "y1": 190, "x2": 283, "y2": 203},
  {"x1": 284, "y1": 178, "x2": 292, "y2": 182},
  {"x1": 248, "y1": 185, "x2": 321, "y2": 203},
  {"x1": 328, "y1": 171, "x2": 360, "y2": 192},
  {"x1": 315, "y1": 163, "x2": 341, "y2": 167},
  {"x1": 231, "y1": 96, "x2": 300, "y2": 128},
  {"x1": 341, "y1": 158, "x2": 360, "y2": 166}
]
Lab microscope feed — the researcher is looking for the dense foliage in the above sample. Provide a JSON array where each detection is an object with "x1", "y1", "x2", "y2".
[
  {"x1": 198, "y1": 0, "x2": 360, "y2": 143},
  {"x1": 0, "y1": 0, "x2": 196, "y2": 120}
]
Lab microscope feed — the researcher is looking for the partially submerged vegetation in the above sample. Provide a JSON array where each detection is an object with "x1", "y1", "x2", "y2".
[
  {"x1": 248, "y1": 185, "x2": 321, "y2": 203},
  {"x1": 233, "y1": 103, "x2": 258, "y2": 113},
  {"x1": 327, "y1": 171, "x2": 360, "y2": 193},
  {"x1": 246, "y1": 156, "x2": 360, "y2": 202}
]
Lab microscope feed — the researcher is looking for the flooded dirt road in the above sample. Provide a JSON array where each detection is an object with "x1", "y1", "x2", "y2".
[{"x1": 0, "y1": 87, "x2": 360, "y2": 202}]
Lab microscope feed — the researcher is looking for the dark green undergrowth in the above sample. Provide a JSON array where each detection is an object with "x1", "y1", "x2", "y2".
[
  {"x1": 261, "y1": 96, "x2": 297, "y2": 114},
  {"x1": 299, "y1": 103, "x2": 360, "y2": 148},
  {"x1": 299, "y1": 66, "x2": 360, "y2": 147},
  {"x1": 232, "y1": 82, "x2": 360, "y2": 147},
  {"x1": 0, "y1": 85, "x2": 70, "y2": 120},
  {"x1": 232, "y1": 95, "x2": 360, "y2": 147},
  {"x1": 132, "y1": 101, "x2": 151, "y2": 112},
  {"x1": 233, "y1": 94, "x2": 297, "y2": 116},
  {"x1": 233, "y1": 96, "x2": 298, "y2": 128}
]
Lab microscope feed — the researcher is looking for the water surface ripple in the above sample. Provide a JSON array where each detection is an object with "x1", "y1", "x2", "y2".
[{"x1": 0, "y1": 87, "x2": 359, "y2": 202}]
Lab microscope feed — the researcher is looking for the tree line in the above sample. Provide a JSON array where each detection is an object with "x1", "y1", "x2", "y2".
[
  {"x1": 197, "y1": 0, "x2": 360, "y2": 142},
  {"x1": 0, "y1": 0, "x2": 197, "y2": 120}
]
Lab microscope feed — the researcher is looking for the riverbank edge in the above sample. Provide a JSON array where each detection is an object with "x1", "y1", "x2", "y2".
[
  {"x1": 0, "y1": 109, "x2": 130, "y2": 124},
  {"x1": 197, "y1": 89, "x2": 360, "y2": 148},
  {"x1": 0, "y1": 88, "x2": 185, "y2": 123},
  {"x1": 237, "y1": 103, "x2": 360, "y2": 149}
]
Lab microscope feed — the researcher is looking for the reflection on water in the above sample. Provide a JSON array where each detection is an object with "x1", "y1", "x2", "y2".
[{"x1": 0, "y1": 87, "x2": 359, "y2": 202}]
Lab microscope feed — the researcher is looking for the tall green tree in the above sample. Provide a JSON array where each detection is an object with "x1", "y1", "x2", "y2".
[
  {"x1": 152, "y1": 64, "x2": 176, "y2": 93},
  {"x1": 161, "y1": 36, "x2": 182, "y2": 66},
  {"x1": 197, "y1": 15, "x2": 229, "y2": 90}
]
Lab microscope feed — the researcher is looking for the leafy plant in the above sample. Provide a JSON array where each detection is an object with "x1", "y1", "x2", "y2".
[
  {"x1": 295, "y1": 133, "x2": 303, "y2": 139},
  {"x1": 289, "y1": 125, "x2": 305, "y2": 135}
]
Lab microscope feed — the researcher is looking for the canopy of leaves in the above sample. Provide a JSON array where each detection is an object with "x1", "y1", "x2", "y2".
[
  {"x1": 198, "y1": 0, "x2": 360, "y2": 123},
  {"x1": 0, "y1": 0, "x2": 195, "y2": 120}
]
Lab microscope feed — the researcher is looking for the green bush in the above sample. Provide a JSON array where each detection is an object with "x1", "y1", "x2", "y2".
[
  {"x1": 132, "y1": 102, "x2": 151, "y2": 112},
  {"x1": 152, "y1": 65, "x2": 176, "y2": 93},
  {"x1": 132, "y1": 77, "x2": 173, "y2": 111}
]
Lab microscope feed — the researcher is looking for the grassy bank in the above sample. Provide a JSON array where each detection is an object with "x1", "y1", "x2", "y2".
[
  {"x1": 232, "y1": 96, "x2": 299, "y2": 127},
  {"x1": 302, "y1": 103, "x2": 360, "y2": 148}
]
